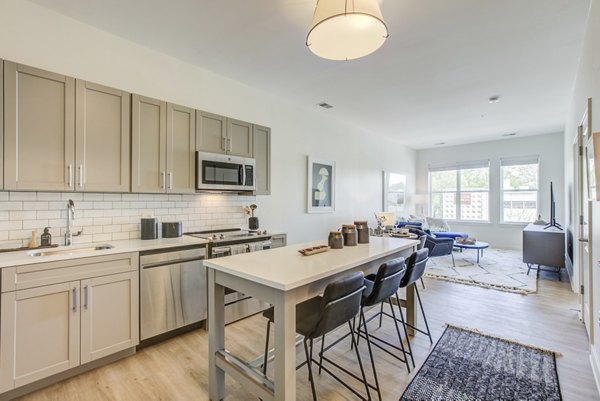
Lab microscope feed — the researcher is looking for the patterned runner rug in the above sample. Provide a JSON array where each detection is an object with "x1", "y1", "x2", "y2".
[
  {"x1": 424, "y1": 248, "x2": 537, "y2": 294},
  {"x1": 400, "y1": 325, "x2": 562, "y2": 401}
]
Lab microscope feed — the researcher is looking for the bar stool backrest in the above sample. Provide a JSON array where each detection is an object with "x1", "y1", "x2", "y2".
[
  {"x1": 362, "y1": 258, "x2": 406, "y2": 307},
  {"x1": 399, "y1": 248, "x2": 429, "y2": 288},
  {"x1": 417, "y1": 235, "x2": 427, "y2": 250},
  {"x1": 310, "y1": 271, "x2": 365, "y2": 339}
]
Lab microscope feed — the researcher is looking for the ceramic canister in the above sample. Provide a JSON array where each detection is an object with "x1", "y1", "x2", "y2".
[
  {"x1": 341, "y1": 224, "x2": 358, "y2": 246},
  {"x1": 354, "y1": 221, "x2": 370, "y2": 244},
  {"x1": 328, "y1": 231, "x2": 344, "y2": 249}
]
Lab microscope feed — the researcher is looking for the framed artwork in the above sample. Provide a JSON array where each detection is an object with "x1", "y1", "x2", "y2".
[
  {"x1": 383, "y1": 172, "x2": 406, "y2": 213},
  {"x1": 586, "y1": 132, "x2": 600, "y2": 201},
  {"x1": 307, "y1": 157, "x2": 335, "y2": 213}
]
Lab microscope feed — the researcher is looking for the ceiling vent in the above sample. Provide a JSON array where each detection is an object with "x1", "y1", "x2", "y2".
[
  {"x1": 318, "y1": 102, "x2": 333, "y2": 109},
  {"x1": 502, "y1": 132, "x2": 517, "y2": 137}
]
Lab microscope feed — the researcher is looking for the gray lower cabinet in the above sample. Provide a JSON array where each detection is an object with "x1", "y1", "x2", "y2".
[
  {"x1": 0, "y1": 253, "x2": 139, "y2": 393},
  {"x1": 3, "y1": 61, "x2": 131, "y2": 192},
  {"x1": 132, "y1": 95, "x2": 195, "y2": 194},
  {"x1": 75, "y1": 80, "x2": 130, "y2": 192},
  {"x1": 253, "y1": 124, "x2": 271, "y2": 195},
  {"x1": 3, "y1": 62, "x2": 76, "y2": 191},
  {"x1": 196, "y1": 111, "x2": 253, "y2": 157}
]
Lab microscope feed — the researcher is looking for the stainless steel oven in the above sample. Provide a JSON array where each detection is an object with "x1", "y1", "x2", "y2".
[
  {"x1": 196, "y1": 151, "x2": 255, "y2": 192},
  {"x1": 186, "y1": 229, "x2": 272, "y2": 324}
]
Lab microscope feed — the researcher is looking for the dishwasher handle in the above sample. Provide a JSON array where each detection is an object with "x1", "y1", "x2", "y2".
[{"x1": 141, "y1": 256, "x2": 204, "y2": 270}]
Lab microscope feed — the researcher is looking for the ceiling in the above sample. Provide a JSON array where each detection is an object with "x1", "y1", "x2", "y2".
[{"x1": 30, "y1": 0, "x2": 591, "y2": 149}]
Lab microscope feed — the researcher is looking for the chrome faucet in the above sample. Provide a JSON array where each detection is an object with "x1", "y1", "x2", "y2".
[{"x1": 65, "y1": 200, "x2": 83, "y2": 246}]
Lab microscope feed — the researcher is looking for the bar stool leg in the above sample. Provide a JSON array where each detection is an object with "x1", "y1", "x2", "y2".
[
  {"x1": 415, "y1": 287, "x2": 433, "y2": 344},
  {"x1": 387, "y1": 298, "x2": 411, "y2": 373},
  {"x1": 378, "y1": 303, "x2": 384, "y2": 328},
  {"x1": 394, "y1": 292, "x2": 415, "y2": 368},
  {"x1": 360, "y1": 308, "x2": 382, "y2": 401},
  {"x1": 347, "y1": 321, "x2": 372, "y2": 401},
  {"x1": 304, "y1": 338, "x2": 318, "y2": 401},
  {"x1": 318, "y1": 335, "x2": 325, "y2": 375},
  {"x1": 262, "y1": 320, "x2": 271, "y2": 375}
]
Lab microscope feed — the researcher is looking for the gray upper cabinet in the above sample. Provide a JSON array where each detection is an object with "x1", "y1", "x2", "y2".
[
  {"x1": 166, "y1": 103, "x2": 196, "y2": 193},
  {"x1": 75, "y1": 81, "x2": 130, "y2": 192},
  {"x1": 4, "y1": 62, "x2": 76, "y2": 191},
  {"x1": 196, "y1": 111, "x2": 253, "y2": 158},
  {"x1": 131, "y1": 95, "x2": 167, "y2": 193},
  {"x1": 253, "y1": 124, "x2": 271, "y2": 195},
  {"x1": 196, "y1": 111, "x2": 227, "y2": 154},
  {"x1": 0, "y1": 60, "x2": 3, "y2": 190},
  {"x1": 132, "y1": 95, "x2": 195, "y2": 194}
]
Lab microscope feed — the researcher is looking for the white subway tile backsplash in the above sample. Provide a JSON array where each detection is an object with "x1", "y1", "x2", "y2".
[{"x1": 1, "y1": 191, "x2": 251, "y2": 247}]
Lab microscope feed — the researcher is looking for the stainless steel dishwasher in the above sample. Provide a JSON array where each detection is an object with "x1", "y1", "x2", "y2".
[{"x1": 140, "y1": 246, "x2": 206, "y2": 342}]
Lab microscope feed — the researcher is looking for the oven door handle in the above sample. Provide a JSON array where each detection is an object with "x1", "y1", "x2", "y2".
[
  {"x1": 212, "y1": 246, "x2": 231, "y2": 257},
  {"x1": 142, "y1": 257, "x2": 204, "y2": 269}
]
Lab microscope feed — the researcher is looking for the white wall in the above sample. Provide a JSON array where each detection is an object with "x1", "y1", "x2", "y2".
[
  {"x1": 563, "y1": 0, "x2": 600, "y2": 387},
  {"x1": 0, "y1": 0, "x2": 416, "y2": 245},
  {"x1": 416, "y1": 133, "x2": 564, "y2": 249}
]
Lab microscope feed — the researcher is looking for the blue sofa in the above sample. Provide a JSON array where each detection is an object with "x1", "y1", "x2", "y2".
[{"x1": 396, "y1": 221, "x2": 468, "y2": 241}]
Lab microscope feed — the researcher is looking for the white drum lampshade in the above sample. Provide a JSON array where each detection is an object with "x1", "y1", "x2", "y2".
[{"x1": 306, "y1": 0, "x2": 389, "y2": 61}]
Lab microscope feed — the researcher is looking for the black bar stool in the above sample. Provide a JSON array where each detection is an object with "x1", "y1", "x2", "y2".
[{"x1": 261, "y1": 271, "x2": 371, "y2": 401}]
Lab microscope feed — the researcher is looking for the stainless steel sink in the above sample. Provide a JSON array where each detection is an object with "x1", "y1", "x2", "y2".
[{"x1": 28, "y1": 244, "x2": 114, "y2": 257}]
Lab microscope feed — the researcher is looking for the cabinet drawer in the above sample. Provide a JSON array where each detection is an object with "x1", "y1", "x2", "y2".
[{"x1": 2, "y1": 253, "x2": 138, "y2": 293}]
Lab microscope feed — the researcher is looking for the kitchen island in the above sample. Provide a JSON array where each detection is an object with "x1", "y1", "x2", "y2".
[{"x1": 204, "y1": 236, "x2": 419, "y2": 401}]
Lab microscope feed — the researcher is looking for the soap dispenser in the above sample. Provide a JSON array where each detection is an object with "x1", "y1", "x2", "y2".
[{"x1": 41, "y1": 227, "x2": 52, "y2": 247}]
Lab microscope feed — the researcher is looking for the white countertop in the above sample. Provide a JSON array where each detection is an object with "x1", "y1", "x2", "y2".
[
  {"x1": 204, "y1": 236, "x2": 418, "y2": 291},
  {"x1": 0, "y1": 236, "x2": 209, "y2": 268}
]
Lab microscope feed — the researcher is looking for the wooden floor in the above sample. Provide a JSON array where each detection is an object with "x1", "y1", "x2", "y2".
[{"x1": 16, "y1": 270, "x2": 599, "y2": 401}]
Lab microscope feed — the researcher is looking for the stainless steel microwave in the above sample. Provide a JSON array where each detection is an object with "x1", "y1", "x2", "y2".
[{"x1": 196, "y1": 152, "x2": 255, "y2": 192}]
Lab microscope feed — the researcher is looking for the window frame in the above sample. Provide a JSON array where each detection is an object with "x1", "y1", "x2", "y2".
[
  {"x1": 500, "y1": 160, "x2": 540, "y2": 224},
  {"x1": 428, "y1": 163, "x2": 490, "y2": 223}
]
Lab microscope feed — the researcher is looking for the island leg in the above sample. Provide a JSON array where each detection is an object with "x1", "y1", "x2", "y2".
[
  {"x1": 208, "y1": 268, "x2": 225, "y2": 401},
  {"x1": 273, "y1": 289, "x2": 297, "y2": 401}
]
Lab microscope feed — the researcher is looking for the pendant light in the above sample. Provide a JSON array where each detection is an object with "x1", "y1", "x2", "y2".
[{"x1": 306, "y1": 0, "x2": 389, "y2": 61}]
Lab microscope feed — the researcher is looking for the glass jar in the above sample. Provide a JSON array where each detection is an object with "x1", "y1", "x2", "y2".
[
  {"x1": 354, "y1": 221, "x2": 370, "y2": 244},
  {"x1": 341, "y1": 224, "x2": 358, "y2": 246}
]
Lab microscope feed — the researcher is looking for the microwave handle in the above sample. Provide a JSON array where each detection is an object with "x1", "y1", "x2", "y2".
[{"x1": 242, "y1": 164, "x2": 247, "y2": 186}]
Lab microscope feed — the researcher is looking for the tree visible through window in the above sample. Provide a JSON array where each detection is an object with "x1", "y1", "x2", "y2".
[
  {"x1": 429, "y1": 165, "x2": 489, "y2": 221},
  {"x1": 502, "y1": 162, "x2": 538, "y2": 223}
]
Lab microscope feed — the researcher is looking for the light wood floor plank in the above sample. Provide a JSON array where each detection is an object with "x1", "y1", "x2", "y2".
[{"x1": 14, "y1": 270, "x2": 599, "y2": 401}]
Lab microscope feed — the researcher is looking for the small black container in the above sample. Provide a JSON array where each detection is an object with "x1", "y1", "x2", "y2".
[
  {"x1": 40, "y1": 227, "x2": 52, "y2": 247},
  {"x1": 162, "y1": 222, "x2": 183, "y2": 238},
  {"x1": 249, "y1": 217, "x2": 259, "y2": 231},
  {"x1": 141, "y1": 218, "x2": 158, "y2": 240}
]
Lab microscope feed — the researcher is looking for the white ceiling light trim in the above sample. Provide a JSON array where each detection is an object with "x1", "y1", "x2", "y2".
[{"x1": 306, "y1": 0, "x2": 389, "y2": 61}]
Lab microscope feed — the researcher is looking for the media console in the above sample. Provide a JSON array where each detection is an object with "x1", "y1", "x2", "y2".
[{"x1": 522, "y1": 223, "x2": 565, "y2": 280}]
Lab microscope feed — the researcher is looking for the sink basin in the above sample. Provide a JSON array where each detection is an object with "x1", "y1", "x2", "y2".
[{"x1": 28, "y1": 244, "x2": 114, "y2": 257}]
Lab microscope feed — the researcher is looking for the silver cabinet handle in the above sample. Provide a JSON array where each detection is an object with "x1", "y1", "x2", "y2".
[
  {"x1": 161, "y1": 171, "x2": 166, "y2": 190},
  {"x1": 72, "y1": 287, "x2": 77, "y2": 312},
  {"x1": 68, "y1": 164, "x2": 73, "y2": 188},
  {"x1": 227, "y1": 137, "x2": 232, "y2": 152},
  {"x1": 167, "y1": 172, "x2": 173, "y2": 190},
  {"x1": 579, "y1": 238, "x2": 589, "y2": 243},
  {"x1": 77, "y1": 165, "x2": 84, "y2": 188},
  {"x1": 83, "y1": 285, "x2": 89, "y2": 309},
  {"x1": 222, "y1": 137, "x2": 227, "y2": 152}
]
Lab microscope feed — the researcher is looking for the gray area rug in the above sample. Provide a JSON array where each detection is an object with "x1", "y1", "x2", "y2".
[
  {"x1": 424, "y1": 248, "x2": 537, "y2": 294},
  {"x1": 400, "y1": 325, "x2": 561, "y2": 401}
]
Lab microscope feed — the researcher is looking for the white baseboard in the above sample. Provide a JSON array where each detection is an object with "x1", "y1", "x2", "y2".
[{"x1": 590, "y1": 346, "x2": 600, "y2": 397}]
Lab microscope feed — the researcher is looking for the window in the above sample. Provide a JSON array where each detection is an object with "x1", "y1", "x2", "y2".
[
  {"x1": 501, "y1": 157, "x2": 539, "y2": 223},
  {"x1": 429, "y1": 161, "x2": 490, "y2": 221}
]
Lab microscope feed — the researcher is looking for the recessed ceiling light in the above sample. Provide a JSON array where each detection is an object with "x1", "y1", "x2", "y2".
[
  {"x1": 502, "y1": 132, "x2": 517, "y2": 137},
  {"x1": 488, "y1": 95, "x2": 500, "y2": 104},
  {"x1": 318, "y1": 102, "x2": 333, "y2": 109},
  {"x1": 435, "y1": 142, "x2": 446, "y2": 146}
]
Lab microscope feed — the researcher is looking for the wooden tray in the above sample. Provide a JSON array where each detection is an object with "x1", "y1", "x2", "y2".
[{"x1": 298, "y1": 245, "x2": 329, "y2": 256}]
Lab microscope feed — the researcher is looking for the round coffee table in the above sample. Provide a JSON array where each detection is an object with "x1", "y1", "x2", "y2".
[{"x1": 454, "y1": 241, "x2": 489, "y2": 264}]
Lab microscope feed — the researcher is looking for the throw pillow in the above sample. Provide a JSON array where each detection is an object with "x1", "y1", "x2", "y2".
[
  {"x1": 408, "y1": 214, "x2": 428, "y2": 230},
  {"x1": 426, "y1": 217, "x2": 450, "y2": 232}
]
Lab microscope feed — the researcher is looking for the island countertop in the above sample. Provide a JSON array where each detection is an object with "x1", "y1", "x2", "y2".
[{"x1": 204, "y1": 236, "x2": 419, "y2": 291}]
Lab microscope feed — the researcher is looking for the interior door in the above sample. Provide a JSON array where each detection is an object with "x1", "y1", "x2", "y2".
[{"x1": 577, "y1": 114, "x2": 593, "y2": 340}]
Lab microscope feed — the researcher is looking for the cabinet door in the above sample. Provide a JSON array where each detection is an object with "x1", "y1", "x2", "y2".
[
  {"x1": 0, "y1": 60, "x2": 3, "y2": 190},
  {"x1": 4, "y1": 62, "x2": 75, "y2": 191},
  {"x1": 75, "y1": 81, "x2": 130, "y2": 192},
  {"x1": 80, "y1": 272, "x2": 139, "y2": 364},
  {"x1": 166, "y1": 103, "x2": 196, "y2": 193},
  {"x1": 228, "y1": 118, "x2": 253, "y2": 157},
  {"x1": 0, "y1": 282, "x2": 80, "y2": 390},
  {"x1": 253, "y1": 124, "x2": 271, "y2": 195},
  {"x1": 131, "y1": 95, "x2": 167, "y2": 193},
  {"x1": 196, "y1": 111, "x2": 227, "y2": 154}
]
